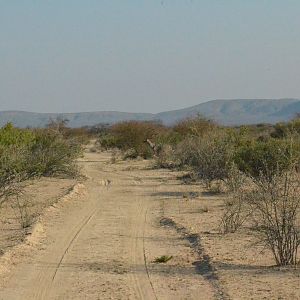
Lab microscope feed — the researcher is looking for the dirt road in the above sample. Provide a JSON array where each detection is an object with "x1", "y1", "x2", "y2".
[{"x1": 0, "y1": 151, "x2": 215, "y2": 300}]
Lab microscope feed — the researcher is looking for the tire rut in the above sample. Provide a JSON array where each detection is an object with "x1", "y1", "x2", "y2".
[
  {"x1": 0, "y1": 151, "x2": 220, "y2": 299},
  {"x1": 142, "y1": 208, "x2": 158, "y2": 300},
  {"x1": 51, "y1": 209, "x2": 98, "y2": 282},
  {"x1": 129, "y1": 198, "x2": 158, "y2": 300},
  {"x1": 31, "y1": 205, "x2": 100, "y2": 300}
]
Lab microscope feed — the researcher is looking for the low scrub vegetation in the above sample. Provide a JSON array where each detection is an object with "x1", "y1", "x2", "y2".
[
  {"x1": 0, "y1": 122, "x2": 82, "y2": 211},
  {"x1": 98, "y1": 120, "x2": 174, "y2": 159},
  {"x1": 98, "y1": 115, "x2": 300, "y2": 266},
  {"x1": 245, "y1": 170, "x2": 300, "y2": 266},
  {"x1": 28, "y1": 129, "x2": 81, "y2": 177},
  {"x1": 174, "y1": 129, "x2": 236, "y2": 186}
]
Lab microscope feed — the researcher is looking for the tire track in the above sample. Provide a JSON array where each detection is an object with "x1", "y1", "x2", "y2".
[
  {"x1": 129, "y1": 198, "x2": 158, "y2": 300},
  {"x1": 0, "y1": 151, "x2": 219, "y2": 299},
  {"x1": 51, "y1": 208, "x2": 98, "y2": 282},
  {"x1": 142, "y1": 208, "x2": 158, "y2": 300},
  {"x1": 30, "y1": 205, "x2": 100, "y2": 300}
]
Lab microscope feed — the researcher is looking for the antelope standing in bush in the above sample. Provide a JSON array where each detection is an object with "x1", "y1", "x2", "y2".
[{"x1": 145, "y1": 139, "x2": 162, "y2": 156}]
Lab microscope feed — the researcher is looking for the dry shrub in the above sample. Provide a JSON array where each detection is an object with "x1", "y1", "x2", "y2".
[
  {"x1": 220, "y1": 166, "x2": 251, "y2": 234},
  {"x1": 109, "y1": 121, "x2": 167, "y2": 159},
  {"x1": 173, "y1": 116, "x2": 216, "y2": 137},
  {"x1": 220, "y1": 196, "x2": 246, "y2": 234},
  {"x1": 220, "y1": 187, "x2": 252, "y2": 234},
  {"x1": 220, "y1": 135, "x2": 300, "y2": 265},
  {"x1": 63, "y1": 127, "x2": 94, "y2": 145},
  {"x1": 225, "y1": 163, "x2": 248, "y2": 193},
  {"x1": 12, "y1": 195, "x2": 34, "y2": 229},
  {"x1": 47, "y1": 118, "x2": 94, "y2": 145},
  {"x1": 0, "y1": 146, "x2": 28, "y2": 204},
  {"x1": 122, "y1": 148, "x2": 139, "y2": 160},
  {"x1": 110, "y1": 150, "x2": 118, "y2": 164},
  {"x1": 245, "y1": 171, "x2": 300, "y2": 265},
  {"x1": 174, "y1": 129, "x2": 235, "y2": 186},
  {"x1": 154, "y1": 144, "x2": 179, "y2": 169}
]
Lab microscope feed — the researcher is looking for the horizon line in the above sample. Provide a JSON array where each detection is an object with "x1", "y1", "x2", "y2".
[{"x1": 0, "y1": 98, "x2": 299, "y2": 115}]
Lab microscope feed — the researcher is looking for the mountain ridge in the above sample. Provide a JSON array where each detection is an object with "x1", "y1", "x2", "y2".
[{"x1": 0, "y1": 99, "x2": 299, "y2": 128}]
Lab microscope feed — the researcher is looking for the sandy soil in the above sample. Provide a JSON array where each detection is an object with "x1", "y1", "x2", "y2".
[
  {"x1": 161, "y1": 184, "x2": 300, "y2": 300},
  {"x1": 0, "y1": 178, "x2": 76, "y2": 255},
  {"x1": 0, "y1": 150, "x2": 298, "y2": 299}
]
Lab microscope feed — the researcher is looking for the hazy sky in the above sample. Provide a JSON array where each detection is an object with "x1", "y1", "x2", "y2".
[{"x1": 1, "y1": 1, "x2": 300, "y2": 113}]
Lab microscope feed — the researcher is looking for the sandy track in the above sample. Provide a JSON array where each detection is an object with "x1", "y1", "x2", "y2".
[{"x1": 0, "y1": 151, "x2": 213, "y2": 300}]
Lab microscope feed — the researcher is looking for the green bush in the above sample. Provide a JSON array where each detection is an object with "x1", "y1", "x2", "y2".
[
  {"x1": 271, "y1": 118, "x2": 300, "y2": 138},
  {"x1": 0, "y1": 123, "x2": 34, "y2": 147},
  {"x1": 234, "y1": 138, "x2": 300, "y2": 181},
  {"x1": 27, "y1": 130, "x2": 81, "y2": 177},
  {"x1": 155, "y1": 129, "x2": 182, "y2": 147},
  {"x1": 98, "y1": 133, "x2": 119, "y2": 150},
  {"x1": 0, "y1": 124, "x2": 82, "y2": 203},
  {"x1": 98, "y1": 116, "x2": 217, "y2": 160}
]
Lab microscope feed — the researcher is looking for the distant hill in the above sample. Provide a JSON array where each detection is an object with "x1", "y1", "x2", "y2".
[
  {"x1": 1, "y1": 99, "x2": 300, "y2": 128},
  {"x1": 0, "y1": 111, "x2": 153, "y2": 128},
  {"x1": 157, "y1": 99, "x2": 300, "y2": 125}
]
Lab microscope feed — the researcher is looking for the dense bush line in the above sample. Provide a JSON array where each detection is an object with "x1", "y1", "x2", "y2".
[
  {"x1": 98, "y1": 116, "x2": 300, "y2": 266},
  {"x1": 0, "y1": 122, "x2": 82, "y2": 203}
]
